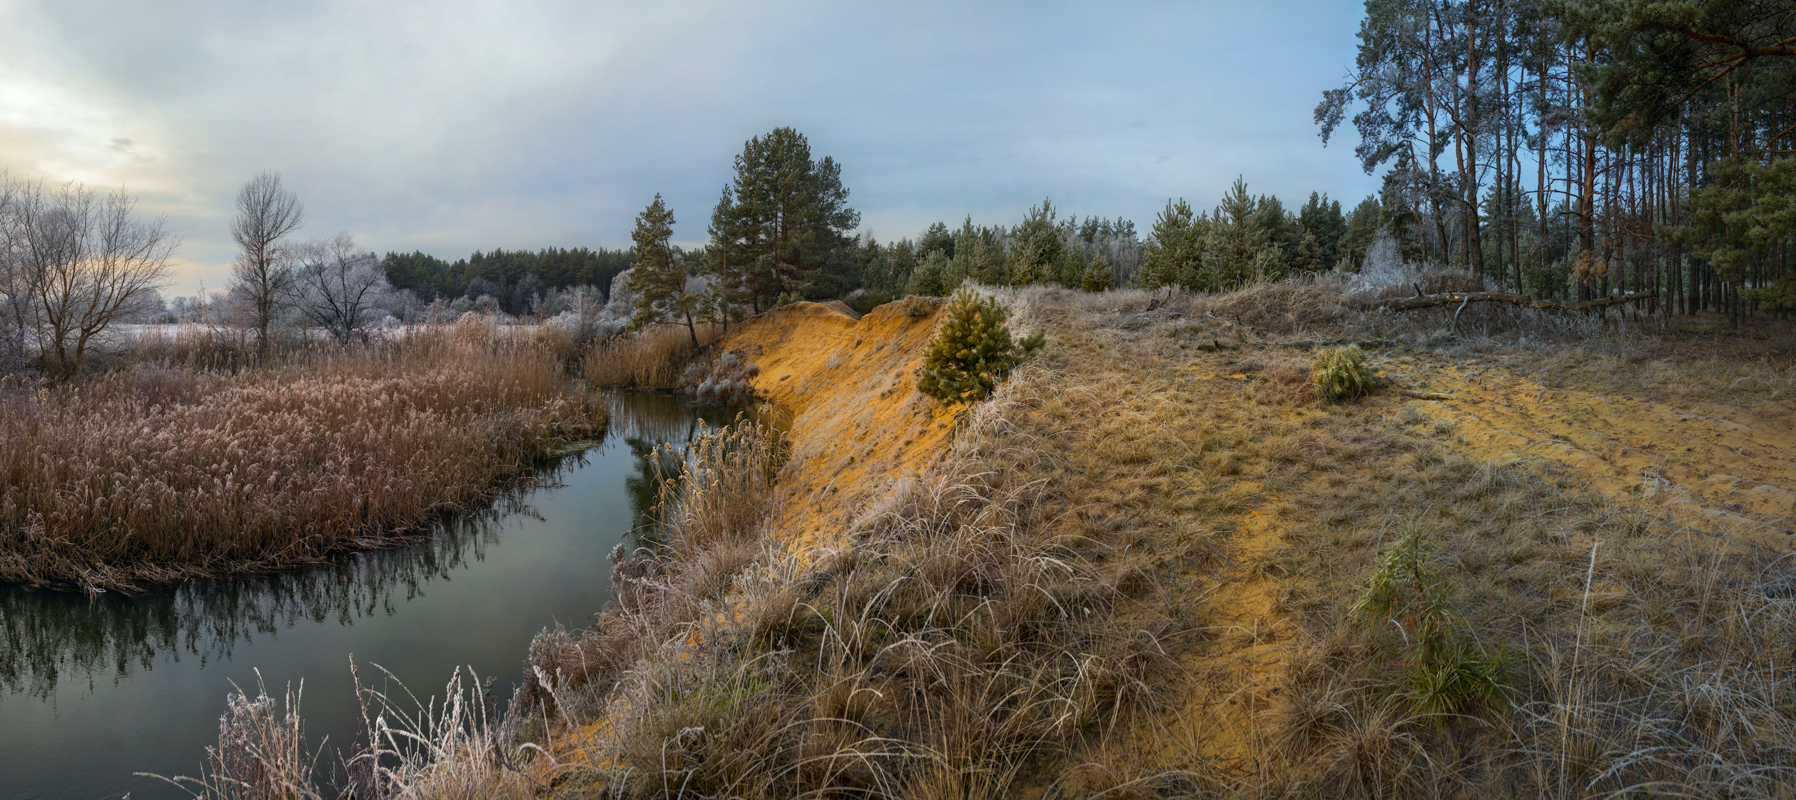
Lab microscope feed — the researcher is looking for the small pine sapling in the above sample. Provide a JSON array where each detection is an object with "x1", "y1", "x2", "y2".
[
  {"x1": 1353, "y1": 523, "x2": 1508, "y2": 718},
  {"x1": 1081, "y1": 254, "x2": 1114, "y2": 292},
  {"x1": 1311, "y1": 344, "x2": 1375, "y2": 402},
  {"x1": 916, "y1": 289, "x2": 1029, "y2": 403}
]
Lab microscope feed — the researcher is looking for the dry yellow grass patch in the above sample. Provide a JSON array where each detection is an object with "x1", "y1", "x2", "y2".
[
  {"x1": 995, "y1": 286, "x2": 1796, "y2": 798},
  {"x1": 1385, "y1": 350, "x2": 1796, "y2": 539}
]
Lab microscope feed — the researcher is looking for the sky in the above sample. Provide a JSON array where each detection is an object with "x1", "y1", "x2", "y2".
[{"x1": 0, "y1": 0, "x2": 1381, "y2": 295}]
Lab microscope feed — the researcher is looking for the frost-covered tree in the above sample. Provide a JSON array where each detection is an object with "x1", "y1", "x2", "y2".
[
  {"x1": 227, "y1": 172, "x2": 304, "y2": 359},
  {"x1": 297, "y1": 233, "x2": 391, "y2": 342},
  {"x1": 11, "y1": 181, "x2": 174, "y2": 377}
]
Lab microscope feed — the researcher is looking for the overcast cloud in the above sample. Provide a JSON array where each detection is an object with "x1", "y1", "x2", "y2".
[{"x1": 0, "y1": 0, "x2": 1378, "y2": 293}]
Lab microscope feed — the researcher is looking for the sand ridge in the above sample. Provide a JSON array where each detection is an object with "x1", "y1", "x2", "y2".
[{"x1": 717, "y1": 300, "x2": 957, "y2": 552}]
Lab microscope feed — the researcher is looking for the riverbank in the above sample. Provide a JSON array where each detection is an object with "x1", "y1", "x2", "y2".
[
  {"x1": 147, "y1": 283, "x2": 1796, "y2": 798},
  {"x1": 0, "y1": 318, "x2": 605, "y2": 592},
  {"x1": 498, "y1": 296, "x2": 1196, "y2": 796},
  {"x1": 518, "y1": 285, "x2": 1796, "y2": 797}
]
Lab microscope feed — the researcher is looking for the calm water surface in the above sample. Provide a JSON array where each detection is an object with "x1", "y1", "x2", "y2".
[{"x1": 0, "y1": 391, "x2": 737, "y2": 800}]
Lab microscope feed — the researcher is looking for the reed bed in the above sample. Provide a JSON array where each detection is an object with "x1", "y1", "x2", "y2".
[
  {"x1": 650, "y1": 420, "x2": 783, "y2": 562},
  {"x1": 0, "y1": 320, "x2": 604, "y2": 590},
  {"x1": 126, "y1": 325, "x2": 267, "y2": 372},
  {"x1": 583, "y1": 324, "x2": 720, "y2": 389}
]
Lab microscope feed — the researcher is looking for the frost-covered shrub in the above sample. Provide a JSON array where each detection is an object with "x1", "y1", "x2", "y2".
[{"x1": 683, "y1": 350, "x2": 761, "y2": 406}]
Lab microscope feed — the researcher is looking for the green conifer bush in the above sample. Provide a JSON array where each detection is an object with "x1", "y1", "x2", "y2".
[
  {"x1": 1311, "y1": 344, "x2": 1374, "y2": 402},
  {"x1": 1081, "y1": 254, "x2": 1113, "y2": 292},
  {"x1": 916, "y1": 289, "x2": 1027, "y2": 403}
]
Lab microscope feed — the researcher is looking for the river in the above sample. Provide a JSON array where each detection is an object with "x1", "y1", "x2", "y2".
[{"x1": 0, "y1": 391, "x2": 736, "y2": 799}]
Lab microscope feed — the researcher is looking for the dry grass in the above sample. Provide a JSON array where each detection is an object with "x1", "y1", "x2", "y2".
[
  {"x1": 154, "y1": 665, "x2": 536, "y2": 800},
  {"x1": 153, "y1": 676, "x2": 324, "y2": 800},
  {"x1": 650, "y1": 420, "x2": 783, "y2": 562},
  {"x1": 509, "y1": 366, "x2": 1193, "y2": 799},
  {"x1": 985, "y1": 283, "x2": 1796, "y2": 798},
  {"x1": 126, "y1": 325, "x2": 267, "y2": 373},
  {"x1": 0, "y1": 317, "x2": 604, "y2": 591},
  {"x1": 583, "y1": 324, "x2": 721, "y2": 389}
]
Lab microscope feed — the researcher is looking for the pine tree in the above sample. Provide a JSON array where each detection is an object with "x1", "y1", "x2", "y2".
[
  {"x1": 917, "y1": 288, "x2": 1023, "y2": 403},
  {"x1": 1206, "y1": 177, "x2": 1266, "y2": 290},
  {"x1": 1082, "y1": 253, "x2": 1114, "y2": 292},
  {"x1": 1140, "y1": 199, "x2": 1205, "y2": 290},
  {"x1": 950, "y1": 219, "x2": 1003, "y2": 286},
  {"x1": 1294, "y1": 231, "x2": 1324, "y2": 274},
  {"x1": 907, "y1": 249, "x2": 949, "y2": 296},
  {"x1": 1337, "y1": 195, "x2": 1387, "y2": 271},
  {"x1": 626, "y1": 194, "x2": 700, "y2": 346},
  {"x1": 1298, "y1": 192, "x2": 1347, "y2": 269},
  {"x1": 704, "y1": 185, "x2": 753, "y2": 328},
  {"x1": 1006, "y1": 198, "x2": 1063, "y2": 287},
  {"x1": 1056, "y1": 241, "x2": 1087, "y2": 288},
  {"x1": 725, "y1": 128, "x2": 860, "y2": 310},
  {"x1": 919, "y1": 222, "x2": 956, "y2": 259}
]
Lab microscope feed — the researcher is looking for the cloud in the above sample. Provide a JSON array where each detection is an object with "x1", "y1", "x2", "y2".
[{"x1": 0, "y1": 0, "x2": 1378, "y2": 294}]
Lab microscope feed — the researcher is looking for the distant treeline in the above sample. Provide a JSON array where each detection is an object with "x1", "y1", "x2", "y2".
[
  {"x1": 847, "y1": 185, "x2": 1380, "y2": 309},
  {"x1": 380, "y1": 247, "x2": 636, "y2": 313},
  {"x1": 382, "y1": 129, "x2": 1389, "y2": 324}
]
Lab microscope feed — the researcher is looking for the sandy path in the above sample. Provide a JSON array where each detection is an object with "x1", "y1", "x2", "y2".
[{"x1": 1389, "y1": 353, "x2": 1796, "y2": 541}]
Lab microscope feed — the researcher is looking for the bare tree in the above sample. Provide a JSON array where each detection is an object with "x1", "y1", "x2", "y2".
[
  {"x1": 13, "y1": 181, "x2": 175, "y2": 378},
  {"x1": 0, "y1": 175, "x2": 28, "y2": 362},
  {"x1": 228, "y1": 171, "x2": 303, "y2": 359},
  {"x1": 297, "y1": 233, "x2": 391, "y2": 342}
]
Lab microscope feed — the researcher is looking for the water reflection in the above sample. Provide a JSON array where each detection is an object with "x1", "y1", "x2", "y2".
[
  {"x1": 0, "y1": 390, "x2": 741, "y2": 704},
  {"x1": 0, "y1": 500, "x2": 521, "y2": 703}
]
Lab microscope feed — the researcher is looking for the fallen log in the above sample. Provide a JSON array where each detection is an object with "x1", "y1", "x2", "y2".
[
  {"x1": 1272, "y1": 338, "x2": 1395, "y2": 349},
  {"x1": 1399, "y1": 390, "x2": 1458, "y2": 401},
  {"x1": 1366, "y1": 290, "x2": 1655, "y2": 313}
]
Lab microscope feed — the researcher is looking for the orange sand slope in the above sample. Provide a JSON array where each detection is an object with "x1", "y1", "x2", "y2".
[{"x1": 718, "y1": 299, "x2": 955, "y2": 550}]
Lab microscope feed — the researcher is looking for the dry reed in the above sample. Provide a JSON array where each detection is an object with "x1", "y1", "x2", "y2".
[
  {"x1": 152, "y1": 665, "x2": 535, "y2": 800},
  {"x1": 583, "y1": 324, "x2": 719, "y2": 389},
  {"x1": 149, "y1": 675, "x2": 324, "y2": 800},
  {"x1": 651, "y1": 420, "x2": 782, "y2": 561},
  {"x1": 0, "y1": 318, "x2": 604, "y2": 590}
]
